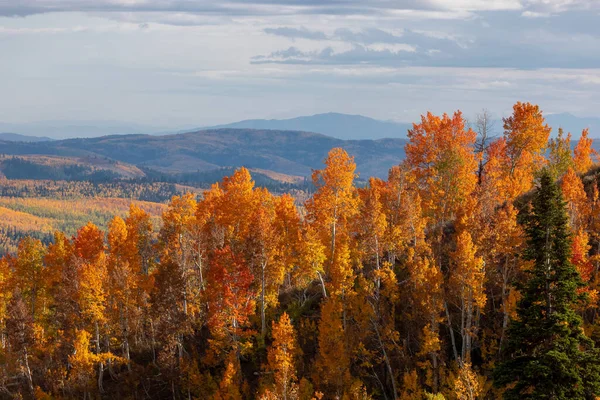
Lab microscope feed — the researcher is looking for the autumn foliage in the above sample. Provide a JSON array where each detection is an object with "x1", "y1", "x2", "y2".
[{"x1": 1, "y1": 102, "x2": 599, "y2": 399}]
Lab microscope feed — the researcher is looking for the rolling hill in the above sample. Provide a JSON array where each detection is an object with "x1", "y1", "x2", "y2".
[
  {"x1": 0, "y1": 129, "x2": 405, "y2": 177},
  {"x1": 0, "y1": 128, "x2": 408, "y2": 179}
]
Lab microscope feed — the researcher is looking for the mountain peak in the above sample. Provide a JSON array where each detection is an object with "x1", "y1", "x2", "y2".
[{"x1": 205, "y1": 112, "x2": 411, "y2": 140}]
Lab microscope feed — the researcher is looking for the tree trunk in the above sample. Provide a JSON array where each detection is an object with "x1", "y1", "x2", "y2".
[
  {"x1": 444, "y1": 301, "x2": 459, "y2": 362},
  {"x1": 373, "y1": 318, "x2": 398, "y2": 400},
  {"x1": 95, "y1": 321, "x2": 104, "y2": 393},
  {"x1": 261, "y1": 262, "x2": 267, "y2": 339}
]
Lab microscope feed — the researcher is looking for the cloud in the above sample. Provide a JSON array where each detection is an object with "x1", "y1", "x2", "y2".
[
  {"x1": 2, "y1": 0, "x2": 597, "y2": 18},
  {"x1": 263, "y1": 27, "x2": 327, "y2": 40}
]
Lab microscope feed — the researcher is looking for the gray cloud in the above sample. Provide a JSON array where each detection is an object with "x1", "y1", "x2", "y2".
[
  {"x1": 263, "y1": 27, "x2": 327, "y2": 40},
  {"x1": 254, "y1": 9, "x2": 600, "y2": 70},
  {"x1": 2, "y1": 0, "x2": 598, "y2": 18}
]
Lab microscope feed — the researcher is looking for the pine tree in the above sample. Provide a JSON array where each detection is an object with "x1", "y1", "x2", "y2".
[{"x1": 494, "y1": 169, "x2": 600, "y2": 399}]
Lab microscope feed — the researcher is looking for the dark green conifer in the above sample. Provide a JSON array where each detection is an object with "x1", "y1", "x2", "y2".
[{"x1": 494, "y1": 168, "x2": 600, "y2": 399}]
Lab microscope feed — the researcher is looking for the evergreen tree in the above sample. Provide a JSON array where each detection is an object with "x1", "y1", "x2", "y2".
[{"x1": 494, "y1": 169, "x2": 600, "y2": 399}]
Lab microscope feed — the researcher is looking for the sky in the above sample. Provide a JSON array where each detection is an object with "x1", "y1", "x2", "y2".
[{"x1": 1, "y1": 0, "x2": 599, "y2": 129}]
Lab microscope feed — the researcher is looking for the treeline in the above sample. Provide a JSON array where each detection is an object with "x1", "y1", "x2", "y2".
[
  {"x1": 0, "y1": 179, "x2": 184, "y2": 203},
  {"x1": 0, "y1": 158, "x2": 121, "y2": 182},
  {"x1": 0, "y1": 198, "x2": 165, "y2": 255},
  {"x1": 2, "y1": 102, "x2": 600, "y2": 399},
  {"x1": 140, "y1": 166, "x2": 314, "y2": 193},
  {"x1": 0, "y1": 156, "x2": 312, "y2": 194}
]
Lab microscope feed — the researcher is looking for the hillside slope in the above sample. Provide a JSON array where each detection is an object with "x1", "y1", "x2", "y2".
[{"x1": 0, "y1": 128, "x2": 408, "y2": 179}]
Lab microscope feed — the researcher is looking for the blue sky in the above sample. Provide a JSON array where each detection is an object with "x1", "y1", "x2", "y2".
[{"x1": 1, "y1": 0, "x2": 599, "y2": 128}]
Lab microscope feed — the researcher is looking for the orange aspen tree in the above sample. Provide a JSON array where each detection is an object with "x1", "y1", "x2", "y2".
[
  {"x1": 405, "y1": 111, "x2": 478, "y2": 234},
  {"x1": 571, "y1": 230, "x2": 595, "y2": 293},
  {"x1": 405, "y1": 111, "x2": 477, "y2": 384},
  {"x1": 561, "y1": 167, "x2": 590, "y2": 231},
  {"x1": 487, "y1": 102, "x2": 551, "y2": 200},
  {"x1": 264, "y1": 312, "x2": 298, "y2": 399},
  {"x1": 213, "y1": 351, "x2": 243, "y2": 400},
  {"x1": 574, "y1": 128, "x2": 595, "y2": 174},
  {"x1": 314, "y1": 297, "x2": 352, "y2": 397},
  {"x1": 205, "y1": 247, "x2": 255, "y2": 366}
]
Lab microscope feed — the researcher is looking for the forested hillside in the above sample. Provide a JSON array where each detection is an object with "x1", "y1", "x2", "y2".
[
  {"x1": 0, "y1": 128, "x2": 407, "y2": 179},
  {"x1": 2, "y1": 103, "x2": 600, "y2": 399}
]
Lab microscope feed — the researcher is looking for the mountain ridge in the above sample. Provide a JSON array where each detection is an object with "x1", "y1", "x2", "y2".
[{"x1": 0, "y1": 128, "x2": 408, "y2": 179}]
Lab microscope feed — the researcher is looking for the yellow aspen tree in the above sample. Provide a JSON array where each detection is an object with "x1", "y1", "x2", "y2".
[
  {"x1": 273, "y1": 194, "x2": 302, "y2": 289},
  {"x1": 124, "y1": 203, "x2": 154, "y2": 276},
  {"x1": 217, "y1": 167, "x2": 257, "y2": 250},
  {"x1": 107, "y1": 216, "x2": 138, "y2": 369},
  {"x1": 449, "y1": 230, "x2": 486, "y2": 363},
  {"x1": 453, "y1": 362, "x2": 481, "y2": 400},
  {"x1": 356, "y1": 177, "x2": 387, "y2": 274},
  {"x1": 159, "y1": 193, "x2": 200, "y2": 318},
  {"x1": 296, "y1": 224, "x2": 327, "y2": 296},
  {"x1": 411, "y1": 251, "x2": 444, "y2": 393},
  {"x1": 247, "y1": 189, "x2": 283, "y2": 340},
  {"x1": 12, "y1": 237, "x2": 46, "y2": 321},
  {"x1": 547, "y1": 128, "x2": 573, "y2": 179},
  {"x1": 305, "y1": 148, "x2": 359, "y2": 296},
  {"x1": 73, "y1": 222, "x2": 109, "y2": 393}
]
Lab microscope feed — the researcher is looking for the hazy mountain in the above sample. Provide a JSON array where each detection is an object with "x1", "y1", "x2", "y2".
[
  {"x1": 0, "y1": 133, "x2": 53, "y2": 142},
  {"x1": 0, "y1": 121, "x2": 174, "y2": 139},
  {"x1": 545, "y1": 113, "x2": 600, "y2": 136},
  {"x1": 206, "y1": 112, "x2": 413, "y2": 140},
  {"x1": 0, "y1": 128, "x2": 407, "y2": 179}
]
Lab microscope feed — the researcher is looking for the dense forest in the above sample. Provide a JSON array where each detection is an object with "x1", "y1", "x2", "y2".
[{"x1": 2, "y1": 102, "x2": 600, "y2": 399}]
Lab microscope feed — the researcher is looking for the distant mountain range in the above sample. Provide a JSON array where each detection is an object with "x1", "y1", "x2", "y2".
[
  {"x1": 205, "y1": 112, "x2": 413, "y2": 140},
  {"x1": 0, "y1": 113, "x2": 600, "y2": 141},
  {"x1": 0, "y1": 121, "x2": 170, "y2": 140},
  {"x1": 545, "y1": 113, "x2": 600, "y2": 136},
  {"x1": 0, "y1": 133, "x2": 53, "y2": 142},
  {"x1": 0, "y1": 128, "x2": 407, "y2": 179},
  {"x1": 2, "y1": 112, "x2": 598, "y2": 141}
]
